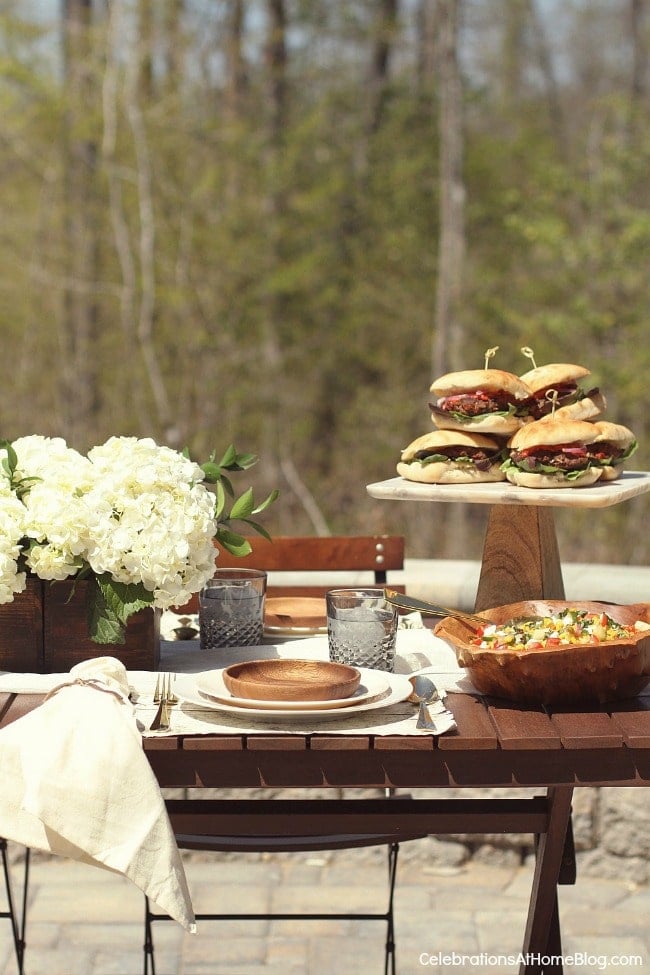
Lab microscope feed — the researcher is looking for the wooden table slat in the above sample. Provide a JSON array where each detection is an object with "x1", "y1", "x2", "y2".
[
  {"x1": 142, "y1": 736, "x2": 181, "y2": 751},
  {"x1": 178, "y1": 736, "x2": 246, "y2": 751},
  {"x1": 549, "y1": 711, "x2": 623, "y2": 749},
  {"x1": 609, "y1": 704, "x2": 650, "y2": 747},
  {"x1": 437, "y1": 693, "x2": 498, "y2": 750},
  {"x1": 486, "y1": 700, "x2": 562, "y2": 751},
  {"x1": 310, "y1": 736, "x2": 373, "y2": 751},
  {"x1": 372, "y1": 735, "x2": 436, "y2": 751},
  {"x1": 246, "y1": 736, "x2": 309, "y2": 751}
]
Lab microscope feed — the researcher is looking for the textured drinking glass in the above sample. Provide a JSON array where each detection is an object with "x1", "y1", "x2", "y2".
[
  {"x1": 199, "y1": 569, "x2": 267, "y2": 649},
  {"x1": 326, "y1": 589, "x2": 398, "y2": 672}
]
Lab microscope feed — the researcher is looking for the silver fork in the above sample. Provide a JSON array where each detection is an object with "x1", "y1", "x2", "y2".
[
  {"x1": 167, "y1": 672, "x2": 179, "y2": 705},
  {"x1": 149, "y1": 674, "x2": 173, "y2": 731}
]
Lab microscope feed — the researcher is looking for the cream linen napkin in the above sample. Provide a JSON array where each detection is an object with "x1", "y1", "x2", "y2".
[{"x1": 0, "y1": 656, "x2": 195, "y2": 932}]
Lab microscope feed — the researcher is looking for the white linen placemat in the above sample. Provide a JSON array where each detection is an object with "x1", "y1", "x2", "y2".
[{"x1": 135, "y1": 630, "x2": 465, "y2": 737}]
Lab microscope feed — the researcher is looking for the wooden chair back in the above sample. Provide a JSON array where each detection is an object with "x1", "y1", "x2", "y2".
[
  {"x1": 178, "y1": 535, "x2": 405, "y2": 612},
  {"x1": 213, "y1": 534, "x2": 405, "y2": 598}
]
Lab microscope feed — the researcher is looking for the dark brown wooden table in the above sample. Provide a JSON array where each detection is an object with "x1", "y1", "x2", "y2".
[
  {"x1": 4, "y1": 474, "x2": 650, "y2": 974},
  {"x1": 3, "y1": 686, "x2": 650, "y2": 975}
]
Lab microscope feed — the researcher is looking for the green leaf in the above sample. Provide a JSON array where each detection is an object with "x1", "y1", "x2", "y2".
[
  {"x1": 229, "y1": 487, "x2": 255, "y2": 520},
  {"x1": 89, "y1": 608, "x2": 127, "y2": 645},
  {"x1": 200, "y1": 461, "x2": 223, "y2": 483},
  {"x1": 623, "y1": 440, "x2": 638, "y2": 460},
  {"x1": 416, "y1": 453, "x2": 453, "y2": 466},
  {"x1": 220, "y1": 473, "x2": 235, "y2": 498},
  {"x1": 97, "y1": 576, "x2": 152, "y2": 622},
  {"x1": 240, "y1": 519, "x2": 273, "y2": 541},
  {"x1": 230, "y1": 451, "x2": 258, "y2": 471},
  {"x1": 213, "y1": 479, "x2": 226, "y2": 519},
  {"x1": 86, "y1": 575, "x2": 153, "y2": 644},
  {"x1": 0, "y1": 440, "x2": 17, "y2": 479},
  {"x1": 251, "y1": 489, "x2": 280, "y2": 514},
  {"x1": 217, "y1": 444, "x2": 238, "y2": 468},
  {"x1": 215, "y1": 526, "x2": 253, "y2": 557}
]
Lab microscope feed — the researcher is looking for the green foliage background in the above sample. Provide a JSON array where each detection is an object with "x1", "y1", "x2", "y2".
[{"x1": 1, "y1": 1, "x2": 649, "y2": 567}]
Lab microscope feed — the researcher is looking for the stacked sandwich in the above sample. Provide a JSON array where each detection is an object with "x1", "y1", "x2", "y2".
[{"x1": 397, "y1": 361, "x2": 638, "y2": 489}]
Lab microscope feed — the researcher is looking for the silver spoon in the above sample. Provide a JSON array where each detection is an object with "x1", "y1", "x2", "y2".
[{"x1": 408, "y1": 675, "x2": 441, "y2": 730}]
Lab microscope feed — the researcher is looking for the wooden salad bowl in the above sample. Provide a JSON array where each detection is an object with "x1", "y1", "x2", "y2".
[
  {"x1": 434, "y1": 599, "x2": 650, "y2": 706},
  {"x1": 222, "y1": 658, "x2": 361, "y2": 702}
]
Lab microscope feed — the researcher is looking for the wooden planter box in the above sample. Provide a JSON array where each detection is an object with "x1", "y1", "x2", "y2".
[{"x1": 0, "y1": 576, "x2": 160, "y2": 673}]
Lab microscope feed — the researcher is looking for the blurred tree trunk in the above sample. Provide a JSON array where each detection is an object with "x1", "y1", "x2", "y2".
[
  {"x1": 367, "y1": 0, "x2": 399, "y2": 137},
  {"x1": 432, "y1": 0, "x2": 465, "y2": 379},
  {"x1": 262, "y1": 0, "x2": 329, "y2": 532},
  {"x1": 61, "y1": 0, "x2": 101, "y2": 449},
  {"x1": 527, "y1": 0, "x2": 566, "y2": 154},
  {"x1": 499, "y1": 0, "x2": 565, "y2": 153},
  {"x1": 416, "y1": 0, "x2": 439, "y2": 90},
  {"x1": 432, "y1": 0, "x2": 470, "y2": 557},
  {"x1": 630, "y1": 0, "x2": 648, "y2": 114},
  {"x1": 261, "y1": 0, "x2": 288, "y2": 484},
  {"x1": 225, "y1": 0, "x2": 247, "y2": 119},
  {"x1": 164, "y1": 0, "x2": 185, "y2": 87},
  {"x1": 138, "y1": 0, "x2": 154, "y2": 97}
]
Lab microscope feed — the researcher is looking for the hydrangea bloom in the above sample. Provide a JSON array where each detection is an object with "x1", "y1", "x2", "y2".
[
  {"x1": 12, "y1": 436, "x2": 93, "y2": 582},
  {"x1": 0, "y1": 434, "x2": 275, "y2": 643},
  {"x1": 84, "y1": 437, "x2": 217, "y2": 609},
  {"x1": 0, "y1": 478, "x2": 28, "y2": 604}
]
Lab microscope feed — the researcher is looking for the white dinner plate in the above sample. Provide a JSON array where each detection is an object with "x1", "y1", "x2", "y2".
[
  {"x1": 180, "y1": 669, "x2": 413, "y2": 720},
  {"x1": 195, "y1": 667, "x2": 390, "y2": 711}
]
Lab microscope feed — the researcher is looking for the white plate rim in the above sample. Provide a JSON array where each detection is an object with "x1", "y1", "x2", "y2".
[
  {"x1": 263, "y1": 624, "x2": 328, "y2": 637},
  {"x1": 180, "y1": 669, "x2": 413, "y2": 719},
  {"x1": 195, "y1": 667, "x2": 390, "y2": 711}
]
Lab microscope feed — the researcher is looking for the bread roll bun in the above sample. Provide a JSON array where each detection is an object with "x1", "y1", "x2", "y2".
[
  {"x1": 519, "y1": 363, "x2": 590, "y2": 394},
  {"x1": 431, "y1": 368, "x2": 530, "y2": 399},
  {"x1": 508, "y1": 418, "x2": 600, "y2": 450},
  {"x1": 540, "y1": 390, "x2": 607, "y2": 423},
  {"x1": 400, "y1": 429, "x2": 501, "y2": 459},
  {"x1": 397, "y1": 460, "x2": 505, "y2": 484},
  {"x1": 589, "y1": 421, "x2": 637, "y2": 481},
  {"x1": 430, "y1": 411, "x2": 522, "y2": 436},
  {"x1": 397, "y1": 429, "x2": 506, "y2": 484},
  {"x1": 505, "y1": 467, "x2": 603, "y2": 489},
  {"x1": 591, "y1": 421, "x2": 636, "y2": 450}
]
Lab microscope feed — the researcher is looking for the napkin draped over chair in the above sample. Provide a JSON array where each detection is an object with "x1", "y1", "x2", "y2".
[{"x1": 0, "y1": 657, "x2": 195, "y2": 933}]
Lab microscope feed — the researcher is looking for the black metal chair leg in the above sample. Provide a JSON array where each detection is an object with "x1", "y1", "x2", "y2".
[
  {"x1": 143, "y1": 896, "x2": 156, "y2": 975},
  {"x1": 384, "y1": 843, "x2": 398, "y2": 975},
  {"x1": 1, "y1": 840, "x2": 29, "y2": 975}
]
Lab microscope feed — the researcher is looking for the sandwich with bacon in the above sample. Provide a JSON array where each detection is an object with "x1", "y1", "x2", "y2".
[
  {"x1": 397, "y1": 429, "x2": 506, "y2": 484},
  {"x1": 502, "y1": 419, "x2": 603, "y2": 488},
  {"x1": 519, "y1": 362, "x2": 606, "y2": 421},
  {"x1": 585, "y1": 421, "x2": 638, "y2": 481},
  {"x1": 429, "y1": 368, "x2": 530, "y2": 436}
]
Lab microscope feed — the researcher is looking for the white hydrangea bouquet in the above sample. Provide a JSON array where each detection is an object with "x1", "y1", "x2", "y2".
[{"x1": 0, "y1": 435, "x2": 278, "y2": 644}]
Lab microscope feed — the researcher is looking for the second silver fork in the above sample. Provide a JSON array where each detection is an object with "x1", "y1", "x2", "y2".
[{"x1": 150, "y1": 673, "x2": 176, "y2": 731}]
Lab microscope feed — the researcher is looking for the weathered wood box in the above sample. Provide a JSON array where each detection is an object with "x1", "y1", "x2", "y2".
[{"x1": 0, "y1": 576, "x2": 160, "y2": 673}]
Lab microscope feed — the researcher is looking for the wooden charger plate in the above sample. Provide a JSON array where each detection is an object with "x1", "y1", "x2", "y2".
[{"x1": 264, "y1": 597, "x2": 327, "y2": 630}]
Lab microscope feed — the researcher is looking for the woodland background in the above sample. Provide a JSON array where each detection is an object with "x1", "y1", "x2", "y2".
[{"x1": 1, "y1": 0, "x2": 649, "y2": 567}]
